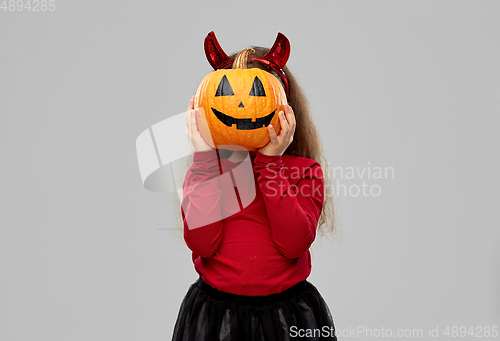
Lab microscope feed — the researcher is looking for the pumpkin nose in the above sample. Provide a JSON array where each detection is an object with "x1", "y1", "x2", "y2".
[{"x1": 238, "y1": 101, "x2": 244, "y2": 108}]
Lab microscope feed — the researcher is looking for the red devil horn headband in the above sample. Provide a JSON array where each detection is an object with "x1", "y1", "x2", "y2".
[{"x1": 204, "y1": 31, "x2": 291, "y2": 98}]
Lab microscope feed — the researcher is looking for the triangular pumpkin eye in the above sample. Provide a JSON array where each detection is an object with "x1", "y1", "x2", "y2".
[
  {"x1": 249, "y1": 76, "x2": 266, "y2": 97},
  {"x1": 215, "y1": 75, "x2": 234, "y2": 96}
]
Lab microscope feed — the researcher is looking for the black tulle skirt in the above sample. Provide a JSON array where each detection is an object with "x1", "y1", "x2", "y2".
[{"x1": 172, "y1": 277, "x2": 338, "y2": 341}]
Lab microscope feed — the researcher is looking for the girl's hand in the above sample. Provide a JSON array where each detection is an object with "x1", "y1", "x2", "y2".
[
  {"x1": 258, "y1": 104, "x2": 296, "y2": 157},
  {"x1": 186, "y1": 95, "x2": 213, "y2": 152}
]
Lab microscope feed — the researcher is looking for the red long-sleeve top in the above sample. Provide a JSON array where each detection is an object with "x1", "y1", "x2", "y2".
[{"x1": 181, "y1": 149, "x2": 324, "y2": 296}]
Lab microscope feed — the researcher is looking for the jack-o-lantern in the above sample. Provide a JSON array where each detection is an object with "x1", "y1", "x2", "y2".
[
  {"x1": 194, "y1": 48, "x2": 287, "y2": 151},
  {"x1": 193, "y1": 31, "x2": 291, "y2": 152}
]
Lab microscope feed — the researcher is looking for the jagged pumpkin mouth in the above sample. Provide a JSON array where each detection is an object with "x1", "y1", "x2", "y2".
[{"x1": 211, "y1": 108, "x2": 276, "y2": 130}]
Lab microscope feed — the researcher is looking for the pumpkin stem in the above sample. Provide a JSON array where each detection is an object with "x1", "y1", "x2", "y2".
[{"x1": 232, "y1": 47, "x2": 255, "y2": 69}]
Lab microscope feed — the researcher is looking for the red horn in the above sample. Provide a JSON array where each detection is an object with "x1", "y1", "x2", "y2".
[
  {"x1": 261, "y1": 32, "x2": 290, "y2": 69},
  {"x1": 204, "y1": 31, "x2": 234, "y2": 70}
]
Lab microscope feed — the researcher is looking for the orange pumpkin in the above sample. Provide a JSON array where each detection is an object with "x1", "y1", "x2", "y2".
[{"x1": 194, "y1": 47, "x2": 287, "y2": 151}]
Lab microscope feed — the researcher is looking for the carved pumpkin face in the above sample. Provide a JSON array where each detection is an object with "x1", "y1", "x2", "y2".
[{"x1": 194, "y1": 68, "x2": 287, "y2": 151}]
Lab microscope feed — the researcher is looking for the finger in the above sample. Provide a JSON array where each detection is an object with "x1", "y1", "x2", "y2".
[
  {"x1": 268, "y1": 124, "x2": 279, "y2": 143},
  {"x1": 190, "y1": 109, "x2": 200, "y2": 134},
  {"x1": 286, "y1": 105, "x2": 296, "y2": 135},
  {"x1": 189, "y1": 110, "x2": 196, "y2": 135},
  {"x1": 187, "y1": 95, "x2": 195, "y2": 112},
  {"x1": 186, "y1": 110, "x2": 192, "y2": 138},
  {"x1": 278, "y1": 110, "x2": 290, "y2": 137}
]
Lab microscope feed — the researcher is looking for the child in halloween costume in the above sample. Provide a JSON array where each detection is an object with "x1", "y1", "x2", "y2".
[{"x1": 172, "y1": 32, "x2": 337, "y2": 341}]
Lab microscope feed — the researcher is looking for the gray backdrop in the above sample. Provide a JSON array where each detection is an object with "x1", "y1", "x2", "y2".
[{"x1": 1, "y1": 0, "x2": 499, "y2": 340}]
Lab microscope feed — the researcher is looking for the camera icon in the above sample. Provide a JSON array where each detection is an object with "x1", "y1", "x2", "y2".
[{"x1": 136, "y1": 111, "x2": 257, "y2": 229}]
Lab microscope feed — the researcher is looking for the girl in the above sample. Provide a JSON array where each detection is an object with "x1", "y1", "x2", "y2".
[{"x1": 172, "y1": 32, "x2": 337, "y2": 341}]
